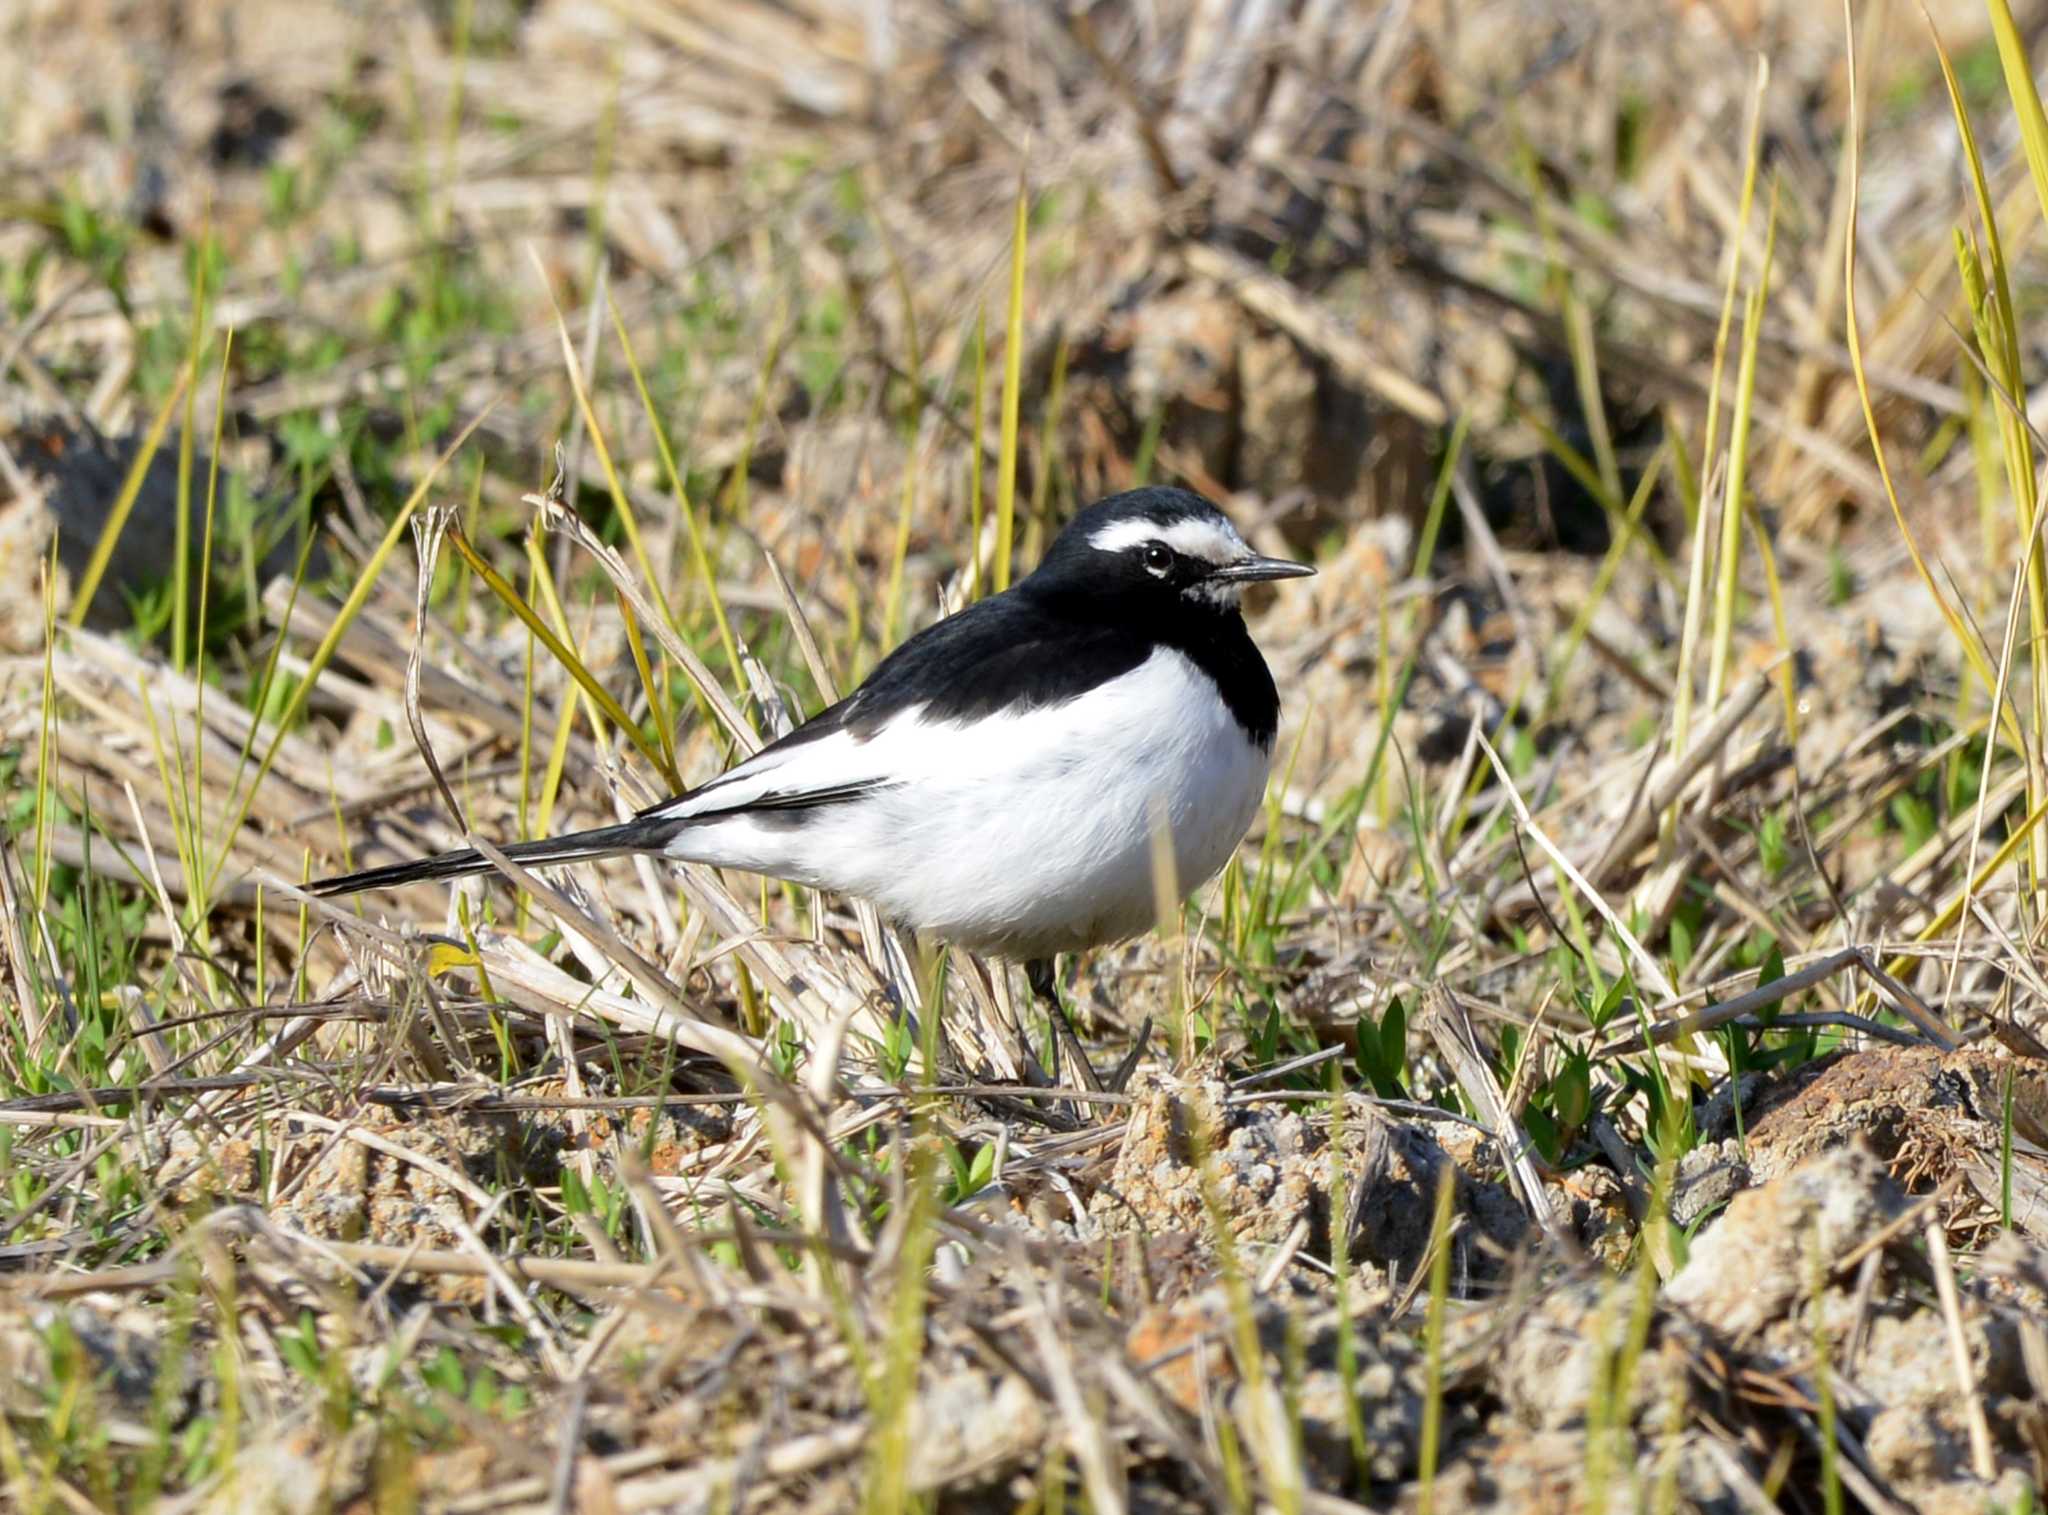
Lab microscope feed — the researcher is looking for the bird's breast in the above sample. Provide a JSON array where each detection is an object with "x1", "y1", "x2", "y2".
[
  {"x1": 659, "y1": 646, "x2": 1277, "y2": 959},
  {"x1": 869, "y1": 646, "x2": 1275, "y2": 955}
]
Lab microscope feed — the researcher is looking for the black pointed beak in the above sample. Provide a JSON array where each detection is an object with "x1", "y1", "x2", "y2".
[{"x1": 1209, "y1": 554, "x2": 1317, "y2": 584}]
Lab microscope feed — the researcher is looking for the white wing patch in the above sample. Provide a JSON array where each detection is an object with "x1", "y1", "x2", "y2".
[{"x1": 645, "y1": 723, "x2": 899, "y2": 819}]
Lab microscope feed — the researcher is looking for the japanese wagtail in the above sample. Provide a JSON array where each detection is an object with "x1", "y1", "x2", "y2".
[{"x1": 311, "y1": 487, "x2": 1313, "y2": 1028}]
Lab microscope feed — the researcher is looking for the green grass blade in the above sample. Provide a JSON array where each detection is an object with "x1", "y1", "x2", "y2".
[
  {"x1": 1671, "y1": 57, "x2": 1767, "y2": 764},
  {"x1": 1706, "y1": 178, "x2": 1778, "y2": 711},
  {"x1": 969, "y1": 306, "x2": 987, "y2": 601},
  {"x1": 67, "y1": 363, "x2": 192, "y2": 628},
  {"x1": 1843, "y1": 6, "x2": 2023, "y2": 758},
  {"x1": 207, "y1": 403, "x2": 497, "y2": 898},
  {"x1": 445, "y1": 525, "x2": 670, "y2": 782},
  {"x1": 610, "y1": 298, "x2": 744, "y2": 686},
  {"x1": 1986, "y1": 0, "x2": 2048, "y2": 238},
  {"x1": 172, "y1": 245, "x2": 209, "y2": 674},
  {"x1": 1935, "y1": 11, "x2": 2048, "y2": 895},
  {"x1": 993, "y1": 175, "x2": 1028, "y2": 592}
]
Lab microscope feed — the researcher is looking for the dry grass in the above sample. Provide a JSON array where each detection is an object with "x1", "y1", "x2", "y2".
[{"x1": 7, "y1": 0, "x2": 2048, "y2": 1510}]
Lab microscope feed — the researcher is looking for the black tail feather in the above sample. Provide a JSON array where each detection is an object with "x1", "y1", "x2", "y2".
[{"x1": 307, "y1": 817, "x2": 682, "y2": 898}]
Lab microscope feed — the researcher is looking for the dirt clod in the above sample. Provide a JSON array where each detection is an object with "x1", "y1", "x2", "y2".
[{"x1": 1667, "y1": 1143, "x2": 1905, "y2": 1341}]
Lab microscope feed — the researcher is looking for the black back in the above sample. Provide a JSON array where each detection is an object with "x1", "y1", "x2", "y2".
[
  {"x1": 319, "y1": 490, "x2": 1284, "y2": 895},
  {"x1": 660, "y1": 489, "x2": 1280, "y2": 817}
]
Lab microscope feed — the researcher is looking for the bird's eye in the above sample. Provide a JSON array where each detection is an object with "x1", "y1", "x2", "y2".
[{"x1": 1142, "y1": 543, "x2": 1173, "y2": 573}]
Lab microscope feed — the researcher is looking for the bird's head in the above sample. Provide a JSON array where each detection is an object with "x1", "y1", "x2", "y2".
[{"x1": 1030, "y1": 487, "x2": 1316, "y2": 613}]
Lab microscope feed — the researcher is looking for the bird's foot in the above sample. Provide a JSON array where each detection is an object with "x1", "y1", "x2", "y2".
[
  {"x1": 1024, "y1": 959, "x2": 1149, "y2": 1103},
  {"x1": 1106, "y1": 1017, "x2": 1151, "y2": 1094},
  {"x1": 1025, "y1": 957, "x2": 1099, "y2": 1101}
]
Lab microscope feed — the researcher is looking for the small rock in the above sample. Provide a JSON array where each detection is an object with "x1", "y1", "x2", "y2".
[
  {"x1": 906, "y1": 1369, "x2": 1048, "y2": 1490},
  {"x1": 1666, "y1": 1144, "x2": 1904, "y2": 1340},
  {"x1": 1495, "y1": 1275, "x2": 1702, "y2": 1433},
  {"x1": 199, "y1": 1424, "x2": 373, "y2": 1515},
  {"x1": 28, "y1": 1300, "x2": 167, "y2": 1415},
  {"x1": 1336, "y1": 1106, "x2": 1528, "y2": 1284},
  {"x1": 1292, "y1": 1351, "x2": 1424, "y2": 1485},
  {"x1": 1863, "y1": 1402, "x2": 1975, "y2": 1488},
  {"x1": 1091, "y1": 1072, "x2": 1321, "y2": 1252},
  {"x1": 1125, "y1": 1281, "x2": 1423, "y2": 1487},
  {"x1": 1669, "y1": 1139, "x2": 1750, "y2": 1228}
]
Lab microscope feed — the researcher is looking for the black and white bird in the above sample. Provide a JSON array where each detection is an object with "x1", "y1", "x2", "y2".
[{"x1": 311, "y1": 487, "x2": 1312, "y2": 1009}]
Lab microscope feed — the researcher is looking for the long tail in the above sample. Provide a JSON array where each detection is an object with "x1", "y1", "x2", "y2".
[{"x1": 307, "y1": 816, "x2": 686, "y2": 898}]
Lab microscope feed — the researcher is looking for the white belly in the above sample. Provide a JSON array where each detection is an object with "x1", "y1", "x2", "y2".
[{"x1": 663, "y1": 648, "x2": 1274, "y2": 959}]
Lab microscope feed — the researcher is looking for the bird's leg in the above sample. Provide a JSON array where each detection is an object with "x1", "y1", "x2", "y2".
[{"x1": 1027, "y1": 957, "x2": 1105, "y2": 1096}]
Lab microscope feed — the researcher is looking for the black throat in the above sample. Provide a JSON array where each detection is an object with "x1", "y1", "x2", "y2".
[
  {"x1": 1028, "y1": 583, "x2": 1281, "y2": 748},
  {"x1": 1153, "y1": 603, "x2": 1281, "y2": 748}
]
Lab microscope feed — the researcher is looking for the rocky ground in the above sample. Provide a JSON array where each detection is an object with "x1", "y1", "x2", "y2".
[{"x1": 6, "y1": 1, "x2": 2048, "y2": 1511}]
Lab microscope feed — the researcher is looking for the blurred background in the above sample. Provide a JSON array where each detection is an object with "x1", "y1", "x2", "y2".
[{"x1": 2, "y1": 0, "x2": 2038, "y2": 812}]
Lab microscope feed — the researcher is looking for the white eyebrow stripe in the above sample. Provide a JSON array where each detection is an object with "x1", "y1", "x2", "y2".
[
  {"x1": 1088, "y1": 518, "x2": 1165, "y2": 553},
  {"x1": 1087, "y1": 515, "x2": 1248, "y2": 561}
]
